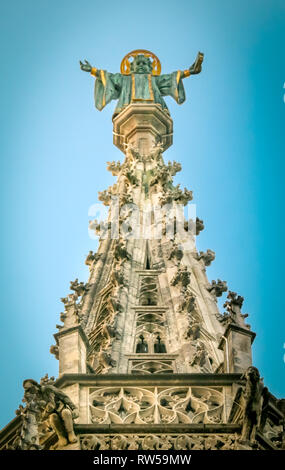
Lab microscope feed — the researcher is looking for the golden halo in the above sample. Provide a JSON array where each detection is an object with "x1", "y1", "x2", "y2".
[{"x1": 120, "y1": 49, "x2": 161, "y2": 76}]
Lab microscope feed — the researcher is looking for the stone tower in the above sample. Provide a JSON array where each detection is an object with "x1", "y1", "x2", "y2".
[{"x1": 0, "y1": 52, "x2": 284, "y2": 451}]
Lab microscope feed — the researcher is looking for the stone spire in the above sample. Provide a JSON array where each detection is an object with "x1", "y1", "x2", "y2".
[
  {"x1": 52, "y1": 103, "x2": 230, "y2": 378},
  {"x1": 1, "y1": 54, "x2": 283, "y2": 451}
]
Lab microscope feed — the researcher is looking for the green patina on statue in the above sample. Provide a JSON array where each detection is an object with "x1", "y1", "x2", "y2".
[{"x1": 80, "y1": 49, "x2": 203, "y2": 117}]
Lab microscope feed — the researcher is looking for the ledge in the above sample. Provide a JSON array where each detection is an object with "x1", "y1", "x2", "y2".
[
  {"x1": 55, "y1": 373, "x2": 242, "y2": 389},
  {"x1": 132, "y1": 306, "x2": 168, "y2": 312},
  {"x1": 75, "y1": 423, "x2": 241, "y2": 435}
]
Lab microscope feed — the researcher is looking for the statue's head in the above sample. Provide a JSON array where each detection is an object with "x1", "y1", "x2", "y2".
[
  {"x1": 244, "y1": 366, "x2": 260, "y2": 383},
  {"x1": 23, "y1": 379, "x2": 39, "y2": 391},
  {"x1": 130, "y1": 55, "x2": 152, "y2": 74}
]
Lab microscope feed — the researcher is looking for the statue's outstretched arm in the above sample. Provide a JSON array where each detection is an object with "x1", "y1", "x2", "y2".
[
  {"x1": 181, "y1": 52, "x2": 204, "y2": 79},
  {"x1": 79, "y1": 59, "x2": 101, "y2": 78}
]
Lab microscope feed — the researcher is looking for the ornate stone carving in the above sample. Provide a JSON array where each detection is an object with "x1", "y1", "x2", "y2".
[
  {"x1": 120, "y1": 186, "x2": 134, "y2": 205},
  {"x1": 89, "y1": 386, "x2": 224, "y2": 425},
  {"x1": 167, "y1": 160, "x2": 181, "y2": 176},
  {"x1": 113, "y1": 239, "x2": 130, "y2": 263},
  {"x1": 239, "y1": 366, "x2": 267, "y2": 445},
  {"x1": 80, "y1": 433, "x2": 238, "y2": 450},
  {"x1": 111, "y1": 264, "x2": 125, "y2": 287},
  {"x1": 139, "y1": 276, "x2": 158, "y2": 305},
  {"x1": 196, "y1": 249, "x2": 215, "y2": 266},
  {"x1": 131, "y1": 359, "x2": 174, "y2": 375},
  {"x1": 107, "y1": 160, "x2": 122, "y2": 176},
  {"x1": 122, "y1": 166, "x2": 139, "y2": 186},
  {"x1": 98, "y1": 189, "x2": 112, "y2": 206},
  {"x1": 218, "y1": 291, "x2": 250, "y2": 329},
  {"x1": 59, "y1": 294, "x2": 81, "y2": 330},
  {"x1": 262, "y1": 418, "x2": 284, "y2": 449},
  {"x1": 207, "y1": 279, "x2": 227, "y2": 297},
  {"x1": 189, "y1": 341, "x2": 215, "y2": 374},
  {"x1": 49, "y1": 344, "x2": 59, "y2": 360},
  {"x1": 179, "y1": 288, "x2": 196, "y2": 313},
  {"x1": 12, "y1": 376, "x2": 78, "y2": 449},
  {"x1": 185, "y1": 319, "x2": 201, "y2": 341},
  {"x1": 85, "y1": 251, "x2": 101, "y2": 268},
  {"x1": 160, "y1": 184, "x2": 193, "y2": 206},
  {"x1": 98, "y1": 349, "x2": 117, "y2": 373},
  {"x1": 184, "y1": 217, "x2": 204, "y2": 235},
  {"x1": 125, "y1": 142, "x2": 142, "y2": 162},
  {"x1": 171, "y1": 265, "x2": 191, "y2": 291},
  {"x1": 168, "y1": 243, "x2": 184, "y2": 263},
  {"x1": 89, "y1": 219, "x2": 110, "y2": 238},
  {"x1": 70, "y1": 278, "x2": 89, "y2": 297}
]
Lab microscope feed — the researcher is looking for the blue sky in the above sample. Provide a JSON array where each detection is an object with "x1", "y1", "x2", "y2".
[{"x1": 0, "y1": 0, "x2": 284, "y2": 428}]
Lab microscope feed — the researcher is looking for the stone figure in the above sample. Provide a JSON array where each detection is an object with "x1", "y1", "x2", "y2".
[
  {"x1": 17, "y1": 378, "x2": 79, "y2": 449},
  {"x1": 190, "y1": 341, "x2": 213, "y2": 373},
  {"x1": 98, "y1": 349, "x2": 117, "y2": 372},
  {"x1": 239, "y1": 366, "x2": 266, "y2": 444},
  {"x1": 179, "y1": 288, "x2": 196, "y2": 313},
  {"x1": 171, "y1": 265, "x2": 191, "y2": 290},
  {"x1": 80, "y1": 49, "x2": 204, "y2": 117}
]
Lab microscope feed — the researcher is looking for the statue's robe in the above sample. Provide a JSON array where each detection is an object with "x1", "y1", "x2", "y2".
[{"x1": 94, "y1": 71, "x2": 186, "y2": 116}]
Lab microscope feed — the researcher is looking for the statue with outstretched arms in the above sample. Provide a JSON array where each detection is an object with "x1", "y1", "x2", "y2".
[{"x1": 80, "y1": 49, "x2": 203, "y2": 117}]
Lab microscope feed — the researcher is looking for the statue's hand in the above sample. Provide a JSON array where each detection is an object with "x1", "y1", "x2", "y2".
[
  {"x1": 72, "y1": 407, "x2": 79, "y2": 419},
  {"x1": 79, "y1": 59, "x2": 92, "y2": 72},
  {"x1": 189, "y1": 52, "x2": 204, "y2": 75}
]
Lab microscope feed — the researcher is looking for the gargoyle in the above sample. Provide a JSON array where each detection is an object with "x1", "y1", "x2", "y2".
[
  {"x1": 239, "y1": 366, "x2": 266, "y2": 445},
  {"x1": 14, "y1": 377, "x2": 79, "y2": 449}
]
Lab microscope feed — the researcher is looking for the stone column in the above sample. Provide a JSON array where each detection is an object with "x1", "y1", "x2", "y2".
[
  {"x1": 54, "y1": 326, "x2": 89, "y2": 376},
  {"x1": 218, "y1": 324, "x2": 256, "y2": 373}
]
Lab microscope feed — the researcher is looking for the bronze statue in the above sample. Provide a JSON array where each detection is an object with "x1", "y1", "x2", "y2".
[{"x1": 80, "y1": 49, "x2": 203, "y2": 117}]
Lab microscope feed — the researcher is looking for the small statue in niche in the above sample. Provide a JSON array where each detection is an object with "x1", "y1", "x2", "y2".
[
  {"x1": 154, "y1": 335, "x2": 166, "y2": 353},
  {"x1": 136, "y1": 335, "x2": 148, "y2": 353}
]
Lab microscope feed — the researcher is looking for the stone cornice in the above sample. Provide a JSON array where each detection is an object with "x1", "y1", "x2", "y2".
[
  {"x1": 75, "y1": 423, "x2": 241, "y2": 434},
  {"x1": 55, "y1": 372, "x2": 242, "y2": 389},
  {"x1": 218, "y1": 324, "x2": 256, "y2": 350}
]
